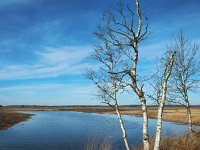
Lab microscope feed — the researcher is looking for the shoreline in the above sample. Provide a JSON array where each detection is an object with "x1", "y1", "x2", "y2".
[
  {"x1": 60, "y1": 107, "x2": 200, "y2": 126},
  {"x1": 1, "y1": 106, "x2": 200, "y2": 126},
  {"x1": 0, "y1": 110, "x2": 32, "y2": 130}
]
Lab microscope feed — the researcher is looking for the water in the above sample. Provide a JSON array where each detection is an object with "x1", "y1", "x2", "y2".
[{"x1": 0, "y1": 111, "x2": 190, "y2": 150}]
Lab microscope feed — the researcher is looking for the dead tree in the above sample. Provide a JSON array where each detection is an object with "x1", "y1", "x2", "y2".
[
  {"x1": 153, "y1": 51, "x2": 176, "y2": 150},
  {"x1": 172, "y1": 31, "x2": 200, "y2": 133},
  {"x1": 86, "y1": 42, "x2": 130, "y2": 150},
  {"x1": 94, "y1": 0, "x2": 150, "y2": 149}
]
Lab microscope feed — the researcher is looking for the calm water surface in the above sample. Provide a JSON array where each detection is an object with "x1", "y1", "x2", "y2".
[{"x1": 0, "y1": 111, "x2": 190, "y2": 150}]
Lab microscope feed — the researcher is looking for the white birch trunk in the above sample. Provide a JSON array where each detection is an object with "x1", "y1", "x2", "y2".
[
  {"x1": 114, "y1": 101, "x2": 130, "y2": 150},
  {"x1": 185, "y1": 98, "x2": 193, "y2": 133},
  {"x1": 131, "y1": 42, "x2": 150, "y2": 150},
  {"x1": 140, "y1": 97, "x2": 150, "y2": 150},
  {"x1": 113, "y1": 81, "x2": 130, "y2": 150},
  {"x1": 181, "y1": 76, "x2": 193, "y2": 133},
  {"x1": 153, "y1": 52, "x2": 175, "y2": 150},
  {"x1": 153, "y1": 82, "x2": 167, "y2": 150}
]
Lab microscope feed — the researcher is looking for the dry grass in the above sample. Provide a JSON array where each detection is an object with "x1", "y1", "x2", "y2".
[
  {"x1": 0, "y1": 109, "x2": 31, "y2": 130},
  {"x1": 56, "y1": 106, "x2": 200, "y2": 125},
  {"x1": 84, "y1": 131, "x2": 200, "y2": 150},
  {"x1": 134, "y1": 131, "x2": 200, "y2": 150},
  {"x1": 121, "y1": 107, "x2": 200, "y2": 125},
  {"x1": 84, "y1": 136, "x2": 114, "y2": 150},
  {"x1": 64, "y1": 106, "x2": 200, "y2": 125}
]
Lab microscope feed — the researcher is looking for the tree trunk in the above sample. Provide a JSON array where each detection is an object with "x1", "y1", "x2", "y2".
[
  {"x1": 154, "y1": 52, "x2": 175, "y2": 150},
  {"x1": 185, "y1": 98, "x2": 192, "y2": 133},
  {"x1": 113, "y1": 81, "x2": 130, "y2": 150},
  {"x1": 114, "y1": 101, "x2": 130, "y2": 150},
  {"x1": 131, "y1": 46, "x2": 150, "y2": 150},
  {"x1": 140, "y1": 97, "x2": 150, "y2": 150},
  {"x1": 153, "y1": 93, "x2": 165, "y2": 150}
]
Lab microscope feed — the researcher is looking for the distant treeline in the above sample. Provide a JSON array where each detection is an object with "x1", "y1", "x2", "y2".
[{"x1": 2, "y1": 104, "x2": 200, "y2": 108}]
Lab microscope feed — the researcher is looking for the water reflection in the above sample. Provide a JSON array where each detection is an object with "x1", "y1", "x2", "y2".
[{"x1": 0, "y1": 111, "x2": 190, "y2": 150}]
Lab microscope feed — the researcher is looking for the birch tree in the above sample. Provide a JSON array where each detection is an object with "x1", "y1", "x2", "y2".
[
  {"x1": 172, "y1": 31, "x2": 200, "y2": 133},
  {"x1": 86, "y1": 43, "x2": 130, "y2": 150},
  {"x1": 94, "y1": 0, "x2": 150, "y2": 149},
  {"x1": 153, "y1": 51, "x2": 176, "y2": 150},
  {"x1": 146, "y1": 69, "x2": 163, "y2": 105}
]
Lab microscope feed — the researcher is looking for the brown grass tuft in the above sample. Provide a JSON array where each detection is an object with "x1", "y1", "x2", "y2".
[
  {"x1": 84, "y1": 136, "x2": 114, "y2": 150},
  {"x1": 134, "y1": 131, "x2": 200, "y2": 150}
]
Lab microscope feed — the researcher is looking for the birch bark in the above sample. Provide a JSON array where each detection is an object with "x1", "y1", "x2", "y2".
[
  {"x1": 153, "y1": 52, "x2": 175, "y2": 150},
  {"x1": 130, "y1": 44, "x2": 150, "y2": 150},
  {"x1": 112, "y1": 80, "x2": 130, "y2": 150},
  {"x1": 185, "y1": 97, "x2": 193, "y2": 133},
  {"x1": 140, "y1": 97, "x2": 149, "y2": 150}
]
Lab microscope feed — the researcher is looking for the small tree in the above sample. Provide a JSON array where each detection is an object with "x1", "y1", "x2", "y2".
[
  {"x1": 172, "y1": 31, "x2": 200, "y2": 133},
  {"x1": 86, "y1": 43, "x2": 130, "y2": 150}
]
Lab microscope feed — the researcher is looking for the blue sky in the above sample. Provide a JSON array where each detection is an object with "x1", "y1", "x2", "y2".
[{"x1": 0, "y1": 0, "x2": 199, "y2": 106}]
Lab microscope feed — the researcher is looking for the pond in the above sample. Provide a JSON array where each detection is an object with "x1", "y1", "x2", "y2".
[{"x1": 0, "y1": 111, "x2": 190, "y2": 150}]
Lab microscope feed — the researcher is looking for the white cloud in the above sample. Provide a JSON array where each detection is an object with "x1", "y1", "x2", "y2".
[{"x1": 0, "y1": 46, "x2": 93, "y2": 80}]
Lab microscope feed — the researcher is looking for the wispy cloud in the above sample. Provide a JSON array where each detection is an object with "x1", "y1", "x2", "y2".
[
  {"x1": 0, "y1": 82, "x2": 95, "y2": 96},
  {"x1": 0, "y1": 46, "x2": 93, "y2": 80},
  {"x1": 0, "y1": 82, "x2": 99, "y2": 105}
]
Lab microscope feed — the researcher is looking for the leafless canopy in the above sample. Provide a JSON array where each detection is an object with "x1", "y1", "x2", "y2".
[
  {"x1": 86, "y1": 41, "x2": 125, "y2": 106},
  {"x1": 94, "y1": 0, "x2": 149, "y2": 81},
  {"x1": 172, "y1": 31, "x2": 200, "y2": 101},
  {"x1": 86, "y1": 22, "x2": 131, "y2": 150},
  {"x1": 170, "y1": 31, "x2": 200, "y2": 133},
  {"x1": 92, "y1": 1, "x2": 150, "y2": 149},
  {"x1": 89, "y1": 0, "x2": 150, "y2": 102},
  {"x1": 147, "y1": 50, "x2": 179, "y2": 105},
  {"x1": 94, "y1": 0, "x2": 149, "y2": 48}
]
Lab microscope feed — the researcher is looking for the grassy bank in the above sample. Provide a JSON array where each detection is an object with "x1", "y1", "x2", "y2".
[
  {"x1": 2, "y1": 105, "x2": 200, "y2": 125},
  {"x1": 85, "y1": 132, "x2": 200, "y2": 150},
  {"x1": 0, "y1": 109, "x2": 32, "y2": 130},
  {"x1": 62, "y1": 106, "x2": 200, "y2": 125}
]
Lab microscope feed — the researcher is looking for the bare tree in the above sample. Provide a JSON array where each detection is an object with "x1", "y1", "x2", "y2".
[
  {"x1": 86, "y1": 42, "x2": 130, "y2": 150},
  {"x1": 146, "y1": 68, "x2": 163, "y2": 105},
  {"x1": 94, "y1": 0, "x2": 150, "y2": 149},
  {"x1": 153, "y1": 51, "x2": 176, "y2": 150},
  {"x1": 172, "y1": 31, "x2": 200, "y2": 133},
  {"x1": 147, "y1": 61, "x2": 181, "y2": 106}
]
